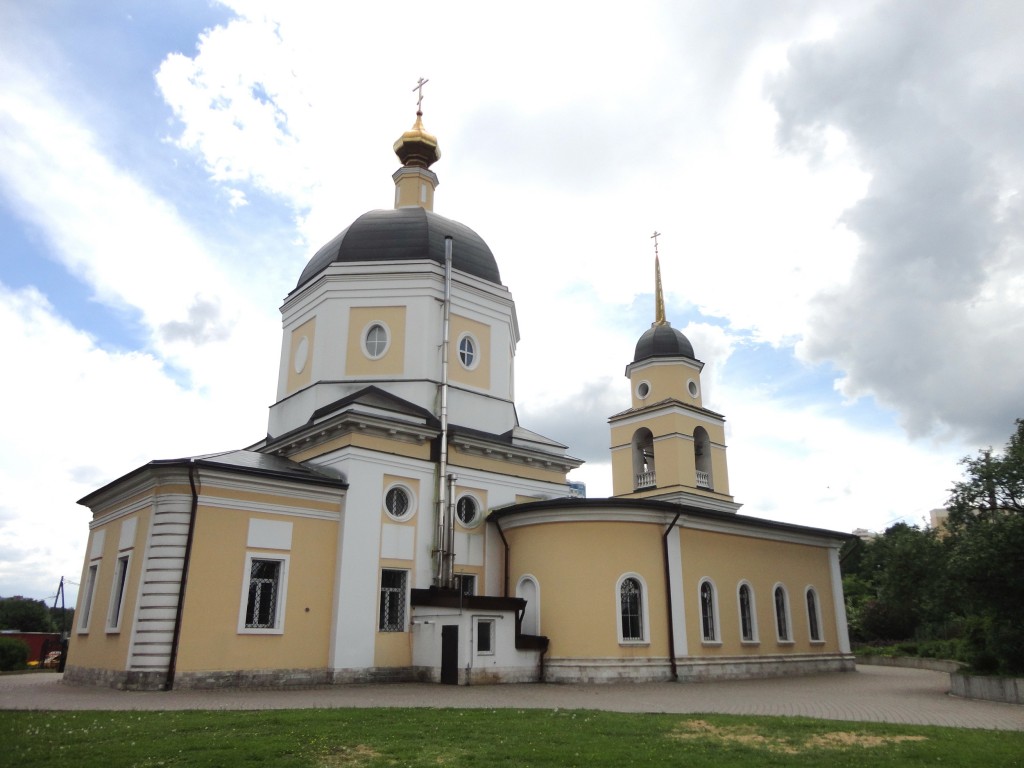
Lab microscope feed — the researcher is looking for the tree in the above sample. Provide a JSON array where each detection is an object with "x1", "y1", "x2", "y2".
[
  {"x1": 841, "y1": 524, "x2": 947, "y2": 642},
  {"x1": 945, "y1": 418, "x2": 1024, "y2": 673},
  {"x1": 948, "y1": 418, "x2": 1024, "y2": 520},
  {"x1": 0, "y1": 596, "x2": 55, "y2": 633}
]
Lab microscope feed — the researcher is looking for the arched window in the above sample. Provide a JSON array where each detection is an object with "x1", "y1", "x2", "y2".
[
  {"x1": 632, "y1": 428, "x2": 656, "y2": 489},
  {"x1": 516, "y1": 575, "x2": 540, "y2": 636},
  {"x1": 693, "y1": 427, "x2": 712, "y2": 489},
  {"x1": 699, "y1": 579, "x2": 718, "y2": 642},
  {"x1": 738, "y1": 582, "x2": 757, "y2": 643},
  {"x1": 806, "y1": 587, "x2": 823, "y2": 642},
  {"x1": 617, "y1": 574, "x2": 648, "y2": 643},
  {"x1": 774, "y1": 584, "x2": 792, "y2": 642}
]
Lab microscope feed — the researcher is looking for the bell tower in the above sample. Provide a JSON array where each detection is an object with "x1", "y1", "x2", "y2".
[{"x1": 608, "y1": 237, "x2": 739, "y2": 513}]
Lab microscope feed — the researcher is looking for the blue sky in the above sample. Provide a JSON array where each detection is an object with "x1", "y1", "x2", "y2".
[{"x1": 3, "y1": 1, "x2": 1022, "y2": 604}]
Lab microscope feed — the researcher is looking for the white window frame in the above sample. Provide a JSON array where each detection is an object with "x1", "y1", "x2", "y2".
[
  {"x1": 237, "y1": 552, "x2": 289, "y2": 635},
  {"x1": 698, "y1": 577, "x2": 721, "y2": 645},
  {"x1": 78, "y1": 562, "x2": 100, "y2": 634},
  {"x1": 805, "y1": 585, "x2": 825, "y2": 644},
  {"x1": 737, "y1": 580, "x2": 759, "y2": 644},
  {"x1": 773, "y1": 583, "x2": 793, "y2": 644},
  {"x1": 475, "y1": 617, "x2": 496, "y2": 655},
  {"x1": 378, "y1": 568, "x2": 409, "y2": 632},
  {"x1": 383, "y1": 483, "x2": 416, "y2": 522},
  {"x1": 457, "y1": 332, "x2": 479, "y2": 370},
  {"x1": 455, "y1": 493, "x2": 483, "y2": 528},
  {"x1": 361, "y1": 320, "x2": 391, "y2": 360},
  {"x1": 106, "y1": 553, "x2": 132, "y2": 633},
  {"x1": 615, "y1": 572, "x2": 650, "y2": 645}
]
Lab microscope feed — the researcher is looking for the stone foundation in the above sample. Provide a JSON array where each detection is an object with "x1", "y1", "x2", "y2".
[
  {"x1": 543, "y1": 654, "x2": 855, "y2": 683},
  {"x1": 63, "y1": 666, "x2": 168, "y2": 691}
]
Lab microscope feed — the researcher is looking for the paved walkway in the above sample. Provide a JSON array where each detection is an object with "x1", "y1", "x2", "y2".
[{"x1": 1, "y1": 666, "x2": 1021, "y2": 731}]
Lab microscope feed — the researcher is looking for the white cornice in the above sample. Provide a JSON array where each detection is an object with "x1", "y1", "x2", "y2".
[
  {"x1": 608, "y1": 400, "x2": 726, "y2": 428},
  {"x1": 450, "y1": 433, "x2": 582, "y2": 473},
  {"x1": 496, "y1": 504, "x2": 845, "y2": 548},
  {"x1": 267, "y1": 408, "x2": 438, "y2": 457}
]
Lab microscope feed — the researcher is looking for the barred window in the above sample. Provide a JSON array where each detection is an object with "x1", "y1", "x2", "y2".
[
  {"x1": 385, "y1": 486, "x2": 411, "y2": 520},
  {"x1": 739, "y1": 583, "x2": 755, "y2": 642},
  {"x1": 379, "y1": 569, "x2": 408, "y2": 632},
  {"x1": 245, "y1": 559, "x2": 282, "y2": 629},
  {"x1": 456, "y1": 495, "x2": 479, "y2": 526},
  {"x1": 700, "y1": 580, "x2": 717, "y2": 642},
  {"x1": 620, "y1": 577, "x2": 643, "y2": 641},
  {"x1": 775, "y1": 585, "x2": 791, "y2": 642},
  {"x1": 806, "y1": 587, "x2": 823, "y2": 642}
]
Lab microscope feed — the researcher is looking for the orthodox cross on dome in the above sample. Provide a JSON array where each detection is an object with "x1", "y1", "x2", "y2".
[
  {"x1": 651, "y1": 231, "x2": 667, "y2": 326},
  {"x1": 413, "y1": 77, "x2": 430, "y2": 113}
]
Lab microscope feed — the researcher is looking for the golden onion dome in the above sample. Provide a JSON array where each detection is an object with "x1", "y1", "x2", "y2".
[{"x1": 393, "y1": 111, "x2": 441, "y2": 168}]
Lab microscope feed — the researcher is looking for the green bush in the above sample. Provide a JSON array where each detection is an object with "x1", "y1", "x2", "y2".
[{"x1": 0, "y1": 637, "x2": 29, "y2": 671}]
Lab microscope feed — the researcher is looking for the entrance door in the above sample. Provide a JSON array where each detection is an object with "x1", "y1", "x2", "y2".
[{"x1": 441, "y1": 625, "x2": 458, "y2": 685}]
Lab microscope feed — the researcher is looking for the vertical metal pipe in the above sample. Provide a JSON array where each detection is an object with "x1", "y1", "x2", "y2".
[
  {"x1": 445, "y1": 472, "x2": 457, "y2": 588},
  {"x1": 435, "y1": 236, "x2": 454, "y2": 586},
  {"x1": 662, "y1": 510, "x2": 682, "y2": 681}
]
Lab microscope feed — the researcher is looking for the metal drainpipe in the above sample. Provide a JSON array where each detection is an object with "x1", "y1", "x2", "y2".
[
  {"x1": 435, "y1": 236, "x2": 453, "y2": 587},
  {"x1": 662, "y1": 510, "x2": 683, "y2": 681},
  {"x1": 494, "y1": 518, "x2": 510, "y2": 597},
  {"x1": 165, "y1": 461, "x2": 199, "y2": 690}
]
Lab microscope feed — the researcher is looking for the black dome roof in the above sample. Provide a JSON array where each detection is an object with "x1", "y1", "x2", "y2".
[
  {"x1": 633, "y1": 323, "x2": 695, "y2": 363},
  {"x1": 295, "y1": 207, "x2": 500, "y2": 291}
]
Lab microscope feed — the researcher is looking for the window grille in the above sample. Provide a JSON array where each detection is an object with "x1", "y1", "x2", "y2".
[
  {"x1": 245, "y1": 559, "x2": 282, "y2": 629},
  {"x1": 385, "y1": 487, "x2": 410, "y2": 519},
  {"x1": 379, "y1": 569, "x2": 407, "y2": 632},
  {"x1": 775, "y1": 586, "x2": 790, "y2": 641},
  {"x1": 701, "y1": 581, "x2": 717, "y2": 641},
  {"x1": 807, "y1": 588, "x2": 821, "y2": 641},
  {"x1": 620, "y1": 577, "x2": 643, "y2": 641},
  {"x1": 739, "y1": 584, "x2": 754, "y2": 642}
]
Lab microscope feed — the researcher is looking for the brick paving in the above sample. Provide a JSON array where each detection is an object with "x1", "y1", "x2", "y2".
[{"x1": 1, "y1": 665, "x2": 1021, "y2": 731}]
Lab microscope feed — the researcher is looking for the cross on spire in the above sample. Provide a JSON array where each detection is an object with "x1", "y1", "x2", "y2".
[
  {"x1": 413, "y1": 77, "x2": 430, "y2": 113},
  {"x1": 650, "y1": 230, "x2": 661, "y2": 259}
]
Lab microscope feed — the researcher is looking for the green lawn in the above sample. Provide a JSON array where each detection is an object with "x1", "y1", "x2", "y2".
[{"x1": 2, "y1": 708, "x2": 1021, "y2": 767}]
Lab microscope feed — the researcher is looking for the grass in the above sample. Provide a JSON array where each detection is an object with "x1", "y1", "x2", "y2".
[{"x1": 2, "y1": 708, "x2": 1022, "y2": 767}]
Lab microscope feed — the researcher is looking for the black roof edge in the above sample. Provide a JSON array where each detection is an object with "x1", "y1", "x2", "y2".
[
  {"x1": 488, "y1": 496, "x2": 855, "y2": 541},
  {"x1": 410, "y1": 587, "x2": 525, "y2": 612},
  {"x1": 78, "y1": 453, "x2": 348, "y2": 507}
]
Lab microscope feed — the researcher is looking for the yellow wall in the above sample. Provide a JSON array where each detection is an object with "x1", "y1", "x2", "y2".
[
  {"x1": 448, "y1": 314, "x2": 491, "y2": 390},
  {"x1": 176, "y1": 503, "x2": 339, "y2": 672},
  {"x1": 503, "y1": 517, "x2": 841, "y2": 662},
  {"x1": 346, "y1": 306, "x2": 407, "y2": 376},
  {"x1": 449, "y1": 445, "x2": 567, "y2": 484},
  {"x1": 290, "y1": 431, "x2": 432, "y2": 464},
  {"x1": 374, "y1": 558, "x2": 416, "y2": 667},
  {"x1": 630, "y1": 361, "x2": 703, "y2": 409},
  {"x1": 67, "y1": 510, "x2": 150, "y2": 671},
  {"x1": 609, "y1": 410, "x2": 730, "y2": 497},
  {"x1": 506, "y1": 520, "x2": 668, "y2": 658},
  {"x1": 678, "y1": 528, "x2": 839, "y2": 655},
  {"x1": 286, "y1": 317, "x2": 316, "y2": 394}
]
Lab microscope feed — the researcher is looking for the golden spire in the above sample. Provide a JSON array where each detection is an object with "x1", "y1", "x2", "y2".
[{"x1": 652, "y1": 231, "x2": 667, "y2": 326}]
